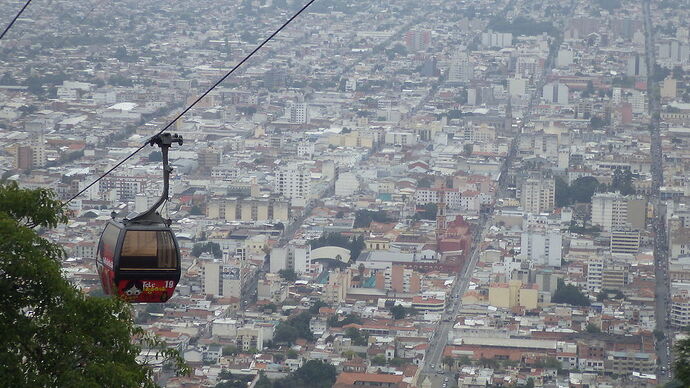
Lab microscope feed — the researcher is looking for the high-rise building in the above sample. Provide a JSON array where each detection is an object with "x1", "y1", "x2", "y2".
[
  {"x1": 15, "y1": 145, "x2": 33, "y2": 170},
  {"x1": 287, "y1": 102, "x2": 309, "y2": 124},
  {"x1": 275, "y1": 162, "x2": 311, "y2": 205},
  {"x1": 590, "y1": 192, "x2": 647, "y2": 232},
  {"x1": 448, "y1": 51, "x2": 472, "y2": 84},
  {"x1": 520, "y1": 178, "x2": 555, "y2": 214},
  {"x1": 520, "y1": 228, "x2": 563, "y2": 267},
  {"x1": 404, "y1": 29, "x2": 431, "y2": 51},
  {"x1": 542, "y1": 82, "x2": 569, "y2": 105},
  {"x1": 480, "y1": 31, "x2": 512, "y2": 48},
  {"x1": 203, "y1": 261, "x2": 241, "y2": 298},
  {"x1": 626, "y1": 55, "x2": 647, "y2": 77},
  {"x1": 610, "y1": 230, "x2": 641, "y2": 254}
]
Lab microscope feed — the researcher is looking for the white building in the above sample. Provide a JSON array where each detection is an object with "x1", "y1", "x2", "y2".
[
  {"x1": 481, "y1": 31, "x2": 513, "y2": 48},
  {"x1": 590, "y1": 192, "x2": 647, "y2": 232},
  {"x1": 556, "y1": 49, "x2": 574, "y2": 68},
  {"x1": 520, "y1": 178, "x2": 555, "y2": 214},
  {"x1": 520, "y1": 229, "x2": 563, "y2": 267},
  {"x1": 335, "y1": 171, "x2": 360, "y2": 197},
  {"x1": 287, "y1": 102, "x2": 309, "y2": 124},
  {"x1": 542, "y1": 82, "x2": 569, "y2": 105},
  {"x1": 275, "y1": 162, "x2": 311, "y2": 206},
  {"x1": 448, "y1": 51, "x2": 472, "y2": 83},
  {"x1": 508, "y1": 78, "x2": 527, "y2": 97},
  {"x1": 269, "y1": 243, "x2": 311, "y2": 274},
  {"x1": 203, "y1": 261, "x2": 241, "y2": 298}
]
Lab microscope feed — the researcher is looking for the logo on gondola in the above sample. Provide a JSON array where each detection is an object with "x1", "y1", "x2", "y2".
[{"x1": 123, "y1": 280, "x2": 143, "y2": 297}]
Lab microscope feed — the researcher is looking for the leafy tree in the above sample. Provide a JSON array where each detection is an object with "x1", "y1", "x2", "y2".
[
  {"x1": 261, "y1": 360, "x2": 336, "y2": 388},
  {"x1": 389, "y1": 357, "x2": 405, "y2": 367},
  {"x1": 0, "y1": 182, "x2": 188, "y2": 387},
  {"x1": 442, "y1": 356, "x2": 455, "y2": 369},
  {"x1": 417, "y1": 177, "x2": 432, "y2": 188},
  {"x1": 590, "y1": 115, "x2": 609, "y2": 129},
  {"x1": 274, "y1": 312, "x2": 313, "y2": 344},
  {"x1": 458, "y1": 355, "x2": 472, "y2": 366},
  {"x1": 223, "y1": 345, "x2": 239, "y2": 356},
  {"x1": 413, "y1": 203, "x2": 437, "y2": 221},
  {"x1": 552, "y1": 279, "x2": 591, "y2": 306},
  {"x1": 286, "y1": 349, "x2": 299, "y2": 359},
  {"x1": 654, "y1": 329, "x2": 666, "y2": 341},
  {"x1": 327, "y1": 313, "x2": 362, "y2": 327},
  {"x1": 309, "y1": 300, "x2": 329, "y2": 315},
  {"x1": 674, "y1": 332, "x2": 690, "y2": 386},
  {"x1": 478, "y1": 357, "x2": 500, "y2": 369},
  {"x1": 371, "y1": 354, "x2": 387, "y2": 366},
  {"x1": 390, "y1": 304, "x2": 408, "y2": 319},
  {"x1": 463, "y1": 143, "x2": 473, "y2": 156},
  {"x1": 585, "y1": 323, "x2": 601, "y2": 333},
  {"x1": 555, "y1": 176, "x2": 570, "y2": 207},
  {"x1": 191, "y1": 242, "x2": 222, "y2": 258},
  {"x1": 344, "y1": 327, "x2": 369, "y2": 346},
  {"x1": 525, "y1": 377, "x2": 535, "y2": 388},
  {"x1": 353, "y1": 210, "x2": 394, "y2": 228},
  {"x1": 308, "y1": 232, "x2": 364, "y2": 262},
  {"x1": 255, "y1": 372, "x2": 273, "y2": 388},
  {"x1": 278, "y1": 269, "x2": 298, "y2": 282},
  {"x1": 609, "y1": 168, "x2": 636, "y2": 195},
  {"x1": 570, "y1": 176, "x2": 600, "y2": 204}
]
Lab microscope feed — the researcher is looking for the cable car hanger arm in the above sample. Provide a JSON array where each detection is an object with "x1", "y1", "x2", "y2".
[{"x1": 127, "y1": 133, "x2": 183, "y2": 225}]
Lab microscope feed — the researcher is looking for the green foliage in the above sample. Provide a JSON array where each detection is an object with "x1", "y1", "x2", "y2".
[
  {"x1": 0, "y1": 183, "x2": 188, "y2": 387},
  {"x1": 675, "y1": 333, "x2": 690, "y2": 385},
  {"x1": 609, "y1": 168, "x2": 636, "y2": 195},
  {"x1": 390, "y1": 304, "x2": 407, "y2": 320},
  {"x1": 274, "y1": 312, "x2": 313, "y2": 344},
  {"x1": 371, "y1": 354, "x2": 387, "y2": 366},
  {"x1": 478, "y1": 357, "x2": 500, "y2": 369},
  {"x1": 223, "y1": 345, "x2": 239, "y2": 356},
  {"x1": 309, "y1": 300, "x2": 329, "y2": 315},
  {"x1": 286, "y1": 349, "x2": 299, "y2": 359},
  {"x1": 353, "y1": 210, "x2": 394, "y2": 228},
  {"x1": 389, "y1": 357, "x2": 405, "y2": 367},
  {"x1": 191, "y1": 242, "x2": 222, "y2": 258},
  {"x1": 555, "y1": 176, "x2": 600, "y2": 206},
  {"x1": 590, "y1": 115, "x2": 609, "y2": 129},
  {"x1": 413, "y1": 203, "x2": 437, "y2": 221},
  {"x1": 525, "y1": 377, "x2": 535, "y2": 388},
  {"x1": 309, "y1": 232, "x2": 365, "y2": 262},
  {"x1": 257, "y1": 360, "x2": 337, "y2": 388},
  {"x1": 612, "y1": 75, "x2": 635, "y2": 88},
  {"x1": 442, "y1": 356, "x2": 454, "y2": 368},
  {"x1": 535, "y1": 357, "x2": 562, "y2": 371},
  {"x1": 654, "y1": 329, "x2": 666, "y2": 341},
  {"x1": 216, "y1": 369, "x2": 254, "y2": 388},
  {"x1": 555, "y1": 176, "x2": 570, "y2": 208},
  {"x1": 552, "y1": 279, "x2": 591, "y2": 306},
  {"x1": 585, "y1": 323, "x2": 601, "y2": 333},
  {"x1": 327, "y1": 313, "x2": 362, "y2": 327},
  {"x1": 463, "y1": 143, "x2": 474, "y2": 156},
  {"x1": 345, "y1": 327, "x2": 369, "y2": 346},
  {"x1": 278, "y1": 269, "x2": 297, "y2": 282},
  {"x1": 417, "y1": 177, "x2": 432, "y2": 188}
]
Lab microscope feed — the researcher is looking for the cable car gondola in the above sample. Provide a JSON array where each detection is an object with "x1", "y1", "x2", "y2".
[{"x1": 96, "y1": 133, "x2": 183, "y2": 303}]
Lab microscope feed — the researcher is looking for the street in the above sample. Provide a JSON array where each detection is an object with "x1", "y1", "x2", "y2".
[{"x1": 642, "y1": 0, "x2": 672, "y2": 381}]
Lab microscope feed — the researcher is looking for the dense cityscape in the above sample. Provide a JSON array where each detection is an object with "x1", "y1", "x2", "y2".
[{"x1": 2, "y1": 0, "x2": 690, "y2": 387}]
